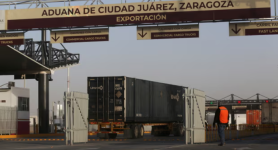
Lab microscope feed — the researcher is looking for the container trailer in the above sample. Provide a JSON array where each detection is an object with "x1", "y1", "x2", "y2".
[
  {"x1": 88, "y1": 76, "x2": 187, "y2": 139},
  {"x1": 246, "y1": 110, "x2": 261, "y2": 125}
]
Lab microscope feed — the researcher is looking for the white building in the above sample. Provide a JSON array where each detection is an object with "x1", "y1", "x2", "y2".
[{"x1": 0, "y1": 85, "x2": 30, "y2": 135}]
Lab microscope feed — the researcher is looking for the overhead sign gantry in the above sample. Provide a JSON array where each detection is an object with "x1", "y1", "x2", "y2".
[
  {"x1": 0, "y1": 0, "x2": 271, "y2": 30},
  {"x1": 0, "y1": 0, "x2": 274, "y2": 135}
]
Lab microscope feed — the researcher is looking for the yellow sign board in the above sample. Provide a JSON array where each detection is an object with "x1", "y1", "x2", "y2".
[
  {"x1": 229, "y1": 21, "x2": 278, "y2": 36},
  {"x1": 50, "y1": 29, "x2": 109, "y2": 43},
  {"x1": 137, "y1": 25, "x2": 199, "y2": 40},
  {"x1": 0, "y1": 33, "x2": 24, "y2": 45}
]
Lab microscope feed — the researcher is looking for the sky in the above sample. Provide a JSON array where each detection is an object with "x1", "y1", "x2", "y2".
[{"x1": 0, "y1": 0, "x2": 278, "y2": 116}]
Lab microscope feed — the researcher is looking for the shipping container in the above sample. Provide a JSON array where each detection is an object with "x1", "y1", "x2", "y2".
[
  {"x1": 87, "y1": 76, "x2": 187, "y2": 139},
  {"x1": 246, "y1": 110, "x2": 261, "y2": 125},
  {"x1": 262, "y1": 103, "x2": 278, "y2": 124},
  {"x1": 88, "y1": 76, "x2": 185, "y2": 123}
]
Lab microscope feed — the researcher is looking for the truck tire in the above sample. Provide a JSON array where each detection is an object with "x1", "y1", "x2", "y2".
[
  {"x1": 132, "y1": 125, "x2": 139, "y2": 139},
  {"x1": 138, "y1": 124, "x2": 144, "y2": 138}
]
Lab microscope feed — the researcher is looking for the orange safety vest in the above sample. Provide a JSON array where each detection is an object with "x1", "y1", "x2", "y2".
[{"x1": 219, "y1": 106, "x2": 229, "y2": 124}]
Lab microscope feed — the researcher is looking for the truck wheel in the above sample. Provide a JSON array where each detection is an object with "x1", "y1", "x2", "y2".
[
  {"x1": 138, "y1": 125, "x2": 144, "y2": 138},
  {"x1": 132, "y1": 125, "x2": 139, "y2": 139}
]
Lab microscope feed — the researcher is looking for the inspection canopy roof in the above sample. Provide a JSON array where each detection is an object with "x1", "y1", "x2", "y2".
[{"x1": 0, "y1": 45, "x2": 52, "y2": 75}]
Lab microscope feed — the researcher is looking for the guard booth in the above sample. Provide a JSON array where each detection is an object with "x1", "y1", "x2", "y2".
[{"x1": 0, "y1": 82, "x2": 30, "y2": 135}]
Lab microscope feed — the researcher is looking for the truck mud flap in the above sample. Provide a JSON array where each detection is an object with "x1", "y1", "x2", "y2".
[
  {"x1": 97, "y1": 133, "x2": 109, "y2": 139},
  {"x1": 124, "y1": 129, "x2": 133, "y2": 139}
]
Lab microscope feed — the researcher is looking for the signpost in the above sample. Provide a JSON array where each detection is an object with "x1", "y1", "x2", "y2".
[
  {"x1": 137, "y1": 25, "x2": 199, "y2": 40},
  {"x1": 229, "y1": 21, "x2": 278, "y2": 36},
  {"x1": 50, "y1": 29, "x2": 109, "y2": 43},
  {"x1": 3, "y1": 0, "x2": 270, "y2": 30},
  {"x1": 0, "y1": 33, "x2": 24, "y2": 45}
]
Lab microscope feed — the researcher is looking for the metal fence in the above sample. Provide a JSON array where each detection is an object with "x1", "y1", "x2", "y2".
[
  {"x1": 206, "y1": 124, "x2": 278, "y2": 142},
  {"x1": 0, "y1": 107, "x2": 17, "y2": 135}
]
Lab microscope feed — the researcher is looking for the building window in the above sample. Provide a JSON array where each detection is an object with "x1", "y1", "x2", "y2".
[{"x1": 18, "y1": 97, "x2": 29, "y2": 111}]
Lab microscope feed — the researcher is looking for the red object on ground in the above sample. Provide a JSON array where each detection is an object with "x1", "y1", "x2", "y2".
[{"x1": 246, "y1": 110, "x2": 261, "y2": 125}]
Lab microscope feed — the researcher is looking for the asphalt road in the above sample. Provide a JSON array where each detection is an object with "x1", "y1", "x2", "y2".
[{"x1": 0, "y1": 133, "x2": 277, "y2": 150}]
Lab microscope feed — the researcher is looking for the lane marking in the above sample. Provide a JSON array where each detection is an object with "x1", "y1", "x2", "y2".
[{"x1": 234, "y1": 147, "x2": 252, "y2": 150}]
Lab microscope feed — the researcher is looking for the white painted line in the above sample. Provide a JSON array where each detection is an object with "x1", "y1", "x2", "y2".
[
  {"x1": 167, "y1": 145, "x2": 185, "y2": 149},
  {"x1": 15, "y1": 147, "x2": 51, "y2": 149},
  {"x1": 15, "y1": 145, "x2": 65, "y2": 149}
]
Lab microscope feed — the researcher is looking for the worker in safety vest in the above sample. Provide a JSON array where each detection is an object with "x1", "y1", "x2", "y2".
[{"x1": 213, "y1": 102, "x2": 229, "y2": 146}]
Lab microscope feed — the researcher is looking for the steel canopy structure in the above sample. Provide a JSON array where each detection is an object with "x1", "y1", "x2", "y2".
[
  {"x1": 0, "y1": 38, "x2": 80, "y2": 134},
  {"x1": 0, "y1": 45, "x2": 52, "y2": 75}
]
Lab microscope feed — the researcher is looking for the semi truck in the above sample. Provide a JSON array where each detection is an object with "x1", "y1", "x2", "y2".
[{"x1": 87, "y1": 76, "x2": 187, "y2": 139}]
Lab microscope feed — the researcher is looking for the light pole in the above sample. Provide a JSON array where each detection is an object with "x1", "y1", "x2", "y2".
[
  {"x1": 58, "y1": 101, "x2": 60, "y2": 119},
  {"x1": 58, "y1": 101, "x2": 62, "y2": 132}
]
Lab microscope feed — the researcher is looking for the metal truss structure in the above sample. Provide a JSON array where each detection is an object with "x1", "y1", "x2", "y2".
[
  {"x1": 205, "y1": 93, "x2": 278, "y2": 105},
  {"x1": 0, "y1": 0, "x2": 105, "y2": 8},
  {"x1": 12, "y1": 39, "x2": 79, "y2": 70}
]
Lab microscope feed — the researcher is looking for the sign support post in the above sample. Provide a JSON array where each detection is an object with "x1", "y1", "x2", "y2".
[
  {"x1": 184, "y1": 88, "x2": 188, "y2": 144},
  {"x1": 37, "y1": 29, "x2": 50, "y2": 134}
]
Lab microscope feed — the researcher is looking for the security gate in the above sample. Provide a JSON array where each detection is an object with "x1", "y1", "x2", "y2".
[
  {"x1": 64, "y1": 91, "x2": 89, "y2": 145},
  {"x1": 184, "y1": 88, "x2": 206, "y2": 144}
]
